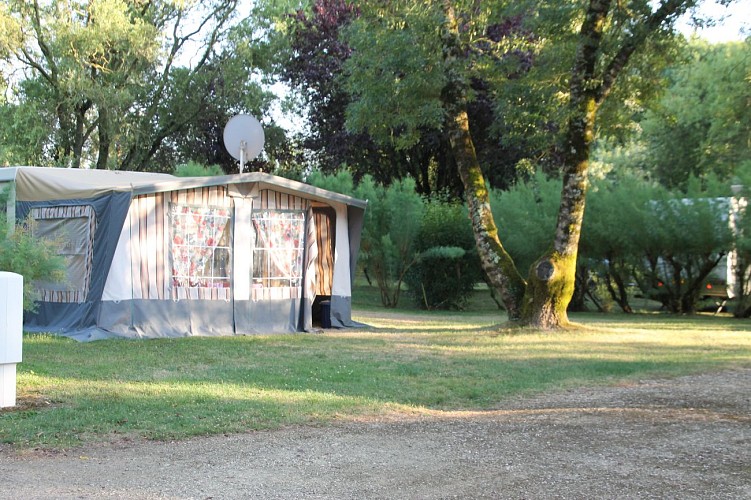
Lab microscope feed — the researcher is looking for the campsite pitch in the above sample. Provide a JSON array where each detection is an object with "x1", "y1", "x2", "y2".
[{"x1": 1, "y1": 368, "x2": 748, "y2": 499}]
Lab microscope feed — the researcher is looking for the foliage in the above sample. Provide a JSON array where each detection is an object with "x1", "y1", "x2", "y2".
[
  {"x1": 0, "y1": 224, "x2": 66, "y2": 312},
  {"x1": 494, "y1": 170, "x2": 737, "y2": 314},
  {"x1": 275, "y1": 0, "x2": 464, "y2": 195},
  {"x1": 265, "y1": 0, "x2": 549, "y2": 195},
  {"x1": 341, "y1": 0, "x2": 539, "y2": 193},
  {"x1": 0, "y1": 187, "x2": 65, "y2": 312},
  {"x1": 582, "y1": 174, "x2": 734, "y2": 314},
  {"x1": 580, "y1": 174, "x2": 657, "y2": 313},
  {"x1": 333, "y1": 0, "x2": 695, "y2": 327},
  {"x1": 306, "y1": 169, "x2": 356, "y2": 197},
  {"x1": 173, "y1": 162, "x2": 225, "y2": 177},
  {"x1": 278, "y1": 1, "x2": 367, "y2": 171},
  {"x1": 404, "y1": 198, "x2": 483, "y2": 309},
  {"x1": 308, "y1": 170, "x2": 424, "y2": 307},
  {"x1": 726, "y1": 161, "x2": 751, "y2": 317},
  {"x1": 0, "y1": 0, "x2": 287, "y2": 173},
  {"x1": 490, "y1": 171, "x2": 561, "y2": 276},
  {"x1": 641, "y1": 40, "x2": 751, "y2": 188}
]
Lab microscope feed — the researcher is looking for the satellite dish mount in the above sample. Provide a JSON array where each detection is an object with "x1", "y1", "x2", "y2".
[{"x1": 223, "y1": 114, "x2": 265, "y2": 174}]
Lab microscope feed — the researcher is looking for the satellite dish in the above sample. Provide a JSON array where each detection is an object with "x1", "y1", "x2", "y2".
[{"x1": 223, "y1": 114, "x2": 265, "y2": 173}]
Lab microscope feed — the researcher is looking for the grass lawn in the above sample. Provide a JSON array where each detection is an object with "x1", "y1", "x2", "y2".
[{"x1": 1, "y1": 303, "x2": 750, "y2": 451}]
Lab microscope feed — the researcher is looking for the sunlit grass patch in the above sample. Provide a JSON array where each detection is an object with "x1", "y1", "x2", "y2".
[{"x1": 1, "y1": 310, "x2": 749, "y2": 450}]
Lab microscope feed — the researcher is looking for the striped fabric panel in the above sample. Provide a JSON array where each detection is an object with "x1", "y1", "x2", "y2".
[
  {"x1": 314, "y1": 209, "x2": 334, "y2": 296},
  {"x1": 251, "y1": 286, "x2": 301, "y2": 301},
  {"x1": 152, "y1": 192, "x2": 165, "y2": 299},
  {"x1": 305, "y1": 206, "x2": 318, "y2": 304},
  {"x1": 137, "y1": 196, "x2": 151, "y2": 300},
  {"x1": 32, "y1": 205, "x2": 96, "y2": 304},
  {"x1": 155, "y1": 192, "x2": 168, "y2": 299},
  {"x1": 132, "y1": 192, "x2": 168, "y2": 300},
  {"x1": 170, "y1": 186, "x2": 231, "y2": 208},
  {"x1": 40, "y1": 290, "x2": 78, "y2": 303},
  {"x1": 257, "y1": 190, "x2": 307, "y2": 211}
]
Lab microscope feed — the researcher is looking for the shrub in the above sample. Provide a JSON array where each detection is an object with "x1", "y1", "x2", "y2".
[
  {"x1": 405, "y1": 198, "x2": 482, "y2": 309},
  {"x1": 582, "y1": 174, "x2": 734, "y2": 314},
  {"x1": 490, "y1": 171, "x2": 560, "y2": 276},
  {"x1": 0, "y1": 187, "x2": 65, "y2": 311},
  {"x1": 174, "y1": 161, "x2": 224, "y2": 177},
  {"x1": 308, "y1": 170, "x2": 424, "y2": 307}
]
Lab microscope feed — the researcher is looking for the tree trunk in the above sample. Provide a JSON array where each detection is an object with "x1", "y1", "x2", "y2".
[
  {"x1": 448, "y1": 106, "x2": 527, "y2": 319},
  {"x1": 96, "y1": 106, "x2": 110, "y2": 170},
  {"x1": 604, "y1": 260, "x2": 634, "y2": 313},
  {"x1": 438, "y1": 0, "x2": 690, "y2": 328},
  {"x1": 71, "y1": 100, "x2": 92, "y2": 169},
  {"x1": 733, "y1": 253, "x2": 751, "y2": 317},
  {"x1": 519, "y1": 99, "x2": 596, "y2": 327},
  {"x1": 441, "y1": 1, "x2": 526, "y2": 320},
  {"x1": 518, "y1": 0, "x2": 610, "y2": 328}
]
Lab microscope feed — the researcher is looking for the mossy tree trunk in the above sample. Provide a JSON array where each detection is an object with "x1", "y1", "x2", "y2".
[
  {"x1": 518, "y1": 0, "x2": 608, "y2": 328},
  {"x1": 441, "y1": 0, "x2": 694, "y2": 328},
  {"x1": 441, "y1": 1, "x2": 527, "y2": 320},
  {"x1": 519, "y1": 0, "x2": 695, "y2": 327},
  {"x1": 447, "y1": 105, "x2": 527, "y2": 319}
]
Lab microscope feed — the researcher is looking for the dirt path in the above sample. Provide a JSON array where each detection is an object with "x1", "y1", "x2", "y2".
[{"x1": 1, "y1": 369, "x2": 749, "y2": 499}]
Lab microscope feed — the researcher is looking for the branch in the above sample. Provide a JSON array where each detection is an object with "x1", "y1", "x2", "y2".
[
  {"x1": 570, "y1": 0, "x2": 612, "y2": 103},
  {"x1": 21, "y1": 0, "x2": 57, "y2": 85},
  {"x1": 596, "y1": 0, "x2": 696, "y2": 104}
]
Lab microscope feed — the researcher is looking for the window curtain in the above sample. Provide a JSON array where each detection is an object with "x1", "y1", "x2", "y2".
[
  {"x1": 252, "y1": 211, "x2": 305, "y2": 283},
  {"x1": 31, "y1": 205, "x2": 95, "y2": 303},
  {"x1": 170, "y1": 205, "x2": 231, "y2": 289}
]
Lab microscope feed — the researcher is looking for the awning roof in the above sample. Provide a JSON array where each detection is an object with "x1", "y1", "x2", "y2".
[{"x1": 0, "y1": 166, "x2": 367, "y2": 209}]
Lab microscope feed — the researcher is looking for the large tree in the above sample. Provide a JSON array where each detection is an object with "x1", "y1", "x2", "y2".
[
  {"x1": 345, "y1": 0, "x2": 704, "y2": 327},
  {"x1": 274, "y1": 0, "x2": 533, "y2": 195},
  {"x1": 1, "y1": 0, "x2": 285, "y2": 172},
  {"x1": 276, "y1": 0, "x2": 453, "y2": 194}
]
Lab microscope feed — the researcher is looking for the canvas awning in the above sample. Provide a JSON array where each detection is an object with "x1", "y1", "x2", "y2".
[
  {"x1": 0, "y1": 167, "x2": 175, "y2": 201},
  {"x1": 0, "y1": 167, "x2": 368, "y2": 210}
]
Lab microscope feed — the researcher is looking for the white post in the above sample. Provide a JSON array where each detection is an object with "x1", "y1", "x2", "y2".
[
  {"x1": 239, "y1": 140, "x2": 246, "y2": 174},
  {"x1": 0, "y1": 272, "x2": 23, "y2": 408}
]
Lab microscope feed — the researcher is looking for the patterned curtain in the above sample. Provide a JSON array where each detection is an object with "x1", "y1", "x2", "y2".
[
  {"x1": 252, "y1": 211, "x2": 305, "y2": 284},
  {"x1": 170, "y1": 205, "x2": 231, "y2": 288}
]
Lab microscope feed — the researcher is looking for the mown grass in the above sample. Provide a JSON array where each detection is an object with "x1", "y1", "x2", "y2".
[{"x1": 1, "y1": 307, "x2": 749, "y2": 451}]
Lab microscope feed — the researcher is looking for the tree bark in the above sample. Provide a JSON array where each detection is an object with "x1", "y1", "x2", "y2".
[
  {"x1": 518, "y1": 0, "x2": 610, "y2": 328},
  {"x1": 441, "y1": 1, "x2": 526, "y2": 319},
  {"x1": 96, "y1": 106, "x2": 110, "y2": 170},
  {"x1": 448, "y1": 105, "x2": 527, "y2": 319},
  {"x1": 71, "y1": 100, "x2": 92, "y2": 169},
  {"x1": 439, "y1": 0, "x2": 693, "y2": 328}
]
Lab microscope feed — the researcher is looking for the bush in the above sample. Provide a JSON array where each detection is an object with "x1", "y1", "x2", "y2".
[
  {"x1": 582, "y1": 174, "x2": 734, "y2": 314},
  {"x1": 308, "y1": 170, "x2": 424, "y2": 307},
  {"x1": 405, "y1": 198, "x2": 482, "y2": 309},
  {"x1": 490, "y1": 171, "x2": 560, "y2": 276},
  {"x1": 174, "y1": 161, "x2": 224, "y2": 177},
  {"x1": 0, "y1": 187, "x2": 65, "y2": 311}
]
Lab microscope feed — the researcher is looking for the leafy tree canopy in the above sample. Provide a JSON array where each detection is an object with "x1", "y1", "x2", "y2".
[
  {"x1": 0, "y1": 0, "x2": 289, "y2": 173},
  {"x1": 640, "y1": 39, "x2": 751, "y2": 188}
]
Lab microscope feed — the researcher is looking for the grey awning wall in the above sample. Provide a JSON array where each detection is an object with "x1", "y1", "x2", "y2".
[{"x1": 18, "y1": 192, "x2": 132, "y2": 332}]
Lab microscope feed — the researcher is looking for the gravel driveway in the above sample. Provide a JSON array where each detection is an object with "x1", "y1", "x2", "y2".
[{"x1": 1, "y1": 369, "x2": 749, "y2": 499}]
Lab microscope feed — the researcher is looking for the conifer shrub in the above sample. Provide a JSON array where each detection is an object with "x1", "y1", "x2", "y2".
[{"x1": 405, "y1": 198, "x2": 482, "y2": 309}]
